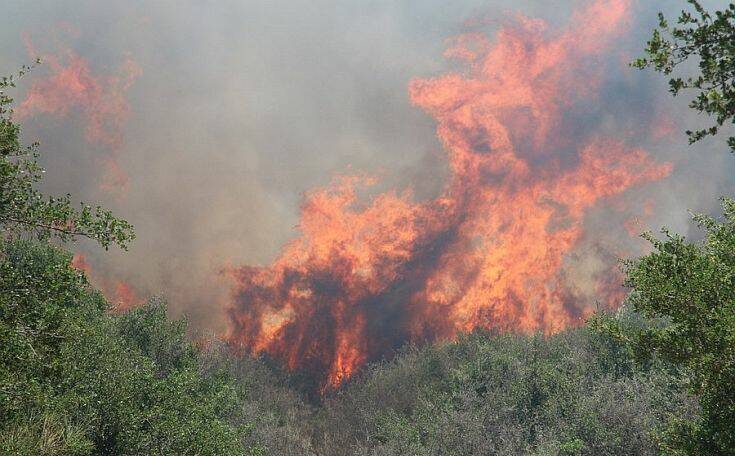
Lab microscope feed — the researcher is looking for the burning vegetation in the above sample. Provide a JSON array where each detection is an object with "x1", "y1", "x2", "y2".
[{"x1": 227, "y1": 0, "x2": 672, "y2": 390}]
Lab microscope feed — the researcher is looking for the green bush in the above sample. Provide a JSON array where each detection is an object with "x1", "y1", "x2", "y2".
[
  {"x1": 0, "y1": 240, "x2": 252, "y2": 455},
  {"x1": 316, "y1": 326, "x2": 697, "y2": 456}
]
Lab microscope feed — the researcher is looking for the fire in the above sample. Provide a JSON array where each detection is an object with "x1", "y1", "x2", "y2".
[
  {"x1": 18, "y1": 35, "x2": 140, "y2": 196},
  {"x1": 71, "y1": 252, "x2": 92, "y2": 274},
  {"x1": 18, "y1": 39, "x2": 140, "y2": 147},
  {"x1": 228, "y1": 0, "x2": 672, "y2": 390},
  {"x1": 72, "y1": 253, "x2": 143, "y2": 311}
]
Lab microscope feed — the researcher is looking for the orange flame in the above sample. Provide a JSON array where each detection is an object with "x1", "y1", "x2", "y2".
[
  {"x1": 71, "y1": 253, "x2": 143, "y2": 312},
  {"x1": 71, "y1": 252, "x2": 91, "y2": 274},
  {"x1": 227, "y1": 0, "x2": 672, "y2": 390},
  {"x1": 18, "y1": 35, "x2": 140, "y2": 197}
]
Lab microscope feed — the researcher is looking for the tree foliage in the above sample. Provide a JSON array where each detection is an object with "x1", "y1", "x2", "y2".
[
  {"x1": 596, "y1": 200, "x2": 735, "y2": 454},
  {"x1": 633, "y1": 1, "x2": 735, "y2": 151},
  {"x1": 595, "y1": 2, "x2": 735, "y2": 453},
  {"x1": 0, "y1": 240, "x2": 258, "y2": 455}
]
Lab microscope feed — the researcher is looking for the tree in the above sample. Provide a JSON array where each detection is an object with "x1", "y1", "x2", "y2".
[
  {"x1": 595, "y1": 2, "x2": 735, "y2": 453},
  {"x1": 633, "y1": 1, "x2": 735, "y2": 152},
  {"x1": 0, "y1": 244, "x2": 250, "y2": 455},
  {"x1": 617, "y1": 204, "x2": 735, "y2": 454}
]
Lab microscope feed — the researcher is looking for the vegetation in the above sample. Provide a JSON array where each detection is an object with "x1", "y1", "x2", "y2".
[
  {"x1": 314, "y1": 323, "x2": 697, "y2": 455},
  {"x1": 594, "y1": 202, "x2": 735, "y2": 454},
  {"x1": 633, "y1": 0, "x2": 735, "y2": 152},
  {"x1": 2, "y1": 1, "x2": 734, "y2": 455},
  {"x1": 594, "y1": 1, "x2": 735, "y2": 453}
]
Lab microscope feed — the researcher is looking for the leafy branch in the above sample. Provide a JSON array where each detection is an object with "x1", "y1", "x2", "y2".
[{"x1": 633, "y1": 1, "x2": 735, "y2": 151}]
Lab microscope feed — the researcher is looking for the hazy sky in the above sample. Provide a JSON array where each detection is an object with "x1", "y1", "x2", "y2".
[{"x1": 1, "y1": 0, "x2": 733, "y2": 331}]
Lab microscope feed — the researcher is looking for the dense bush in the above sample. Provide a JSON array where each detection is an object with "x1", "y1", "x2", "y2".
[
  {"x1": 200, "y1": 345, "x2": 316, "y2": 455},
  {"x1": 313, "y1": 318, "x2": 698, "y2": 456},
  {"x1": 0, "y1": 240, "x2": 256, "y2": 455}
]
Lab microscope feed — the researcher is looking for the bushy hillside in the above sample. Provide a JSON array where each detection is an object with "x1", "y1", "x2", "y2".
[
  {"x1": 0, "y1": 238, "x2": 699, "y2": 456},
  {"x1": 312, "y1": 320, "x2": 698, "y2": 455}
]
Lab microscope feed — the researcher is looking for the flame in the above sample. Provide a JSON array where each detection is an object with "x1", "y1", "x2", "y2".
[
  {"x1": 17, "y1": 35, "x2": 140, "y2": 196},
  {"x1": 98, "y1": 156, "x2": 130, "y2": 196},
  {"x1": 228, "y1": 0, "x2": 672, "y2": 391},
  {"x1": 71, "y1": 253, "x2": 143, "y2": 311},
  {"x1": 71, "y1": 252, "x2": 92, "y2": 274}
]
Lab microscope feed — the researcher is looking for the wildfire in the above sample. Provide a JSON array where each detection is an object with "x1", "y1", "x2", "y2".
[
  {"x1": 18, "y1": 34, "x2": 141, "y2": 197},
  {"x1": 227, "y1": 0, "x2": 671, "y2": 391},
  {"x1": 72, "y1": 253, "x2": 143, "y2": 311}
]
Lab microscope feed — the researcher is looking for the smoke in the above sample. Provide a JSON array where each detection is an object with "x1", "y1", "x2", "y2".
[{"x1": 1, "y1": 0, "x2": 733, "y2": 365}]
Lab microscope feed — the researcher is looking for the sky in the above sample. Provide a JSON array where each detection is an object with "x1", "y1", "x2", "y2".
[{"x1": 1, "y1": 0, "x2": 733, "y2": 332}]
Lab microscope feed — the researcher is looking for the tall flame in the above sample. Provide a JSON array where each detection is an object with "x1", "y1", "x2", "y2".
[
  {"x1": 18, "y1": 34, "x2": 141, "y2": 197},
  {"x1": 227, "y1": 0, "x2": 672, "y2": 390}
]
